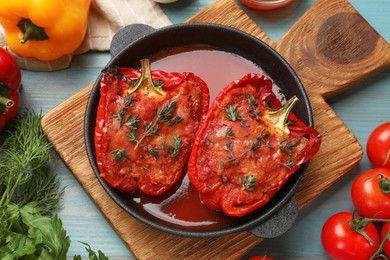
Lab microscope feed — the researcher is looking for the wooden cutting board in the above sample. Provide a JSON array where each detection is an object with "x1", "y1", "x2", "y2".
[{"x1": 41, "y1": 0, "x2": 390, "y2": 259}]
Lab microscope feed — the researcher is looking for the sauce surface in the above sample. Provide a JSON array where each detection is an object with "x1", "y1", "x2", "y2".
[{"x1": 127, "y1": 49, "x2": 281, "y2": 229}]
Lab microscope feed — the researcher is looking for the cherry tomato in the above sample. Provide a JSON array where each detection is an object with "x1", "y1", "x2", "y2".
[
  {"x1": 248, "y1": 257, "x2": 274, "y2": 260},
  {"x1": 366, "y1": 122, "x2": 390, "y2": 168},
  {"x1": 351, "y1": 167, "x2": 390, "y2": 219},
  {"x1": 381, "y1": 222, "x2": 390, "y2": 257},
  {"x1": 321, "y1": 212, "x2": 380, "y2": 260}
]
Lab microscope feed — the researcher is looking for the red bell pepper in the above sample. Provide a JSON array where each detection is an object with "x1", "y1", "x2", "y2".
[
  {"x1": 95, "y1": 59, "x2": 209, "y2": 195},
  {"x1": 188, "y1": 73, "x2": 321, "y2": 217},
  {"x1": 0, "y1": 47, "x2": 21, "y2": 131}
]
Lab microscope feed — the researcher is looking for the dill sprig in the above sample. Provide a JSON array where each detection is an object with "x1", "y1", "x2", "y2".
[{"x1": 0, "y1": 110, "x2": 64, "y2": 216}]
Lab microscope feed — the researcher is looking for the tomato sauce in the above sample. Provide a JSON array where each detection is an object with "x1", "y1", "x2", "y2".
[{"x1": 126, "y1": 48, "x2": 281, "y2": 230}]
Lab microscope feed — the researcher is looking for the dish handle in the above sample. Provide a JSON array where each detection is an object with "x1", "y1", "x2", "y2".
[
  {"x1": 249, "y1": 196, "x2": 298, "y2": 238},
  {"x1": 110, "y1": 24, "x2": 156, "y2": 58}
]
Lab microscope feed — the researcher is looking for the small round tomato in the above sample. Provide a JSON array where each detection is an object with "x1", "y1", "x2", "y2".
[
  {"x1": 321, "y1": 212, "x2": 380, "y2": 260},
  {"x1": 381, "y1": 222, "x2": 390, "y2": 257},
  {"x1": 351, "y1": 167, "x2": 390, "y2": 219},
  {"x1": 366, "y1": 122, "x2": 390, "y2": 168},
  {"x1": 248, "y1": 256, "x2": 274, "y2": 260}
]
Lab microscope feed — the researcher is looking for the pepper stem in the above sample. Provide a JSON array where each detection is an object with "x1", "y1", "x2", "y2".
[
  {"x1": 0, "y1": 96, "x2": 14, "y2": 108},
  {"x1": 17, "y1": 18, "x2": 49, "y2": 44},
  {"x1": 126, "y1": 59, "x2": 165, "y2": 96},
  {"x1": 266, "y1": 96, "x2": 299, "y2": 136}
]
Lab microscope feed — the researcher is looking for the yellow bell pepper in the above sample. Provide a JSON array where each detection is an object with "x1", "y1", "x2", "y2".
[{"x1": 0, "y1": 0, "x2": 91, "y2": 61}]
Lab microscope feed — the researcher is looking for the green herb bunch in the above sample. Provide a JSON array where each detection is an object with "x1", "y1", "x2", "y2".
[{"x1": 0, "y1": 110, "x2": 108, "y2": 260}]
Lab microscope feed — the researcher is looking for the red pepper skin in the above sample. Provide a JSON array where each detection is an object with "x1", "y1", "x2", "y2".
[
  {"x1": 188, "y1": 73, "x2": 321, "y2": 217},
  {"x1": 0, "y1": 47, "x2": 21, "y2": 131},
  {"x1": 95, "y1": 63, "x2": 209, "y2": 195}
]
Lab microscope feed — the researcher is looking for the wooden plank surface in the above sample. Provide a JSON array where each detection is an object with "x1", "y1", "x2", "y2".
[{"x1": 41, "y1": 0, "x2": 390, "y2": 258}]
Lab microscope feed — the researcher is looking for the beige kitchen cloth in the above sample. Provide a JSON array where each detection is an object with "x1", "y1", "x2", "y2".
[{"x1": 0, "y1": 0, "x2": 173, "y2": 71}]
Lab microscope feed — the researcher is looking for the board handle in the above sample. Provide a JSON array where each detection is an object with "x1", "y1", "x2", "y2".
[{"x1": 276, "y1": 0, "x2": 390, "y2": 99}]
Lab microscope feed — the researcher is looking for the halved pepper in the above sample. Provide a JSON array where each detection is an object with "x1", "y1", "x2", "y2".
[
  {"x1": 188, "y1": 73, "x2": 321, "y2": 217},
  {"x1": 95, "y1": 59, "x2": 209, "y2": 195}
]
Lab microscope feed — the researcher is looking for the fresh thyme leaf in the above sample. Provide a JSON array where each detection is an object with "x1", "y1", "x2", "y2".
[
  {"x1": 168, "y1": 136, "x2": 183, "y2": 157},
  {"x1": 256, "y1": 130, "x2": 272, "y2": 148},
  {"x1": 112, "y1": 95, "x2": 135, "y2": 128},
  {"x1": 246, "y1": 94, "x2": 258, "y2": 111},
  {"x1": 225, "y1": 104, "x2": 242, "y2": 122},
  {"x1": 224, "y1": 141, "x2": 235, "y2": 159},
  {"x1": 208, "y1": 137, "x2": 216, "y2": 144},
  {"x1": 123, "y1": 95, "x2": 136, "y2": 109},
  {"x1": 241, "y1": 120, "x2": 250, "y2": 128},
  {"x1": 149, "y1": 148, "x2": 160, "y2": 161},
  {"x1": 223, "y1": 141, "x2": 238, "y2": 165},
  {"x1": 219, "y1": 161, "x2": 225, "y2": 169},
  {"x1": 249, "y1": 110, "x2": 263, "y2": 119},
  {"x1": 225, "y1": 127, "x2": 234, "y2": 139},
  {"x1": 168, "y1": 116, "x2": 184, "y2": 126},
  {"x1": 220, "y1": 129, "x2": 273, "y2": 168},
  {"x1": 127, "y1": 130, "x2": 138, "y2": 143},
  {"x1": 249, "y1": 139, "x2": 261, "y2": 157},
  {"x1": 125, "y1": 114, "x2": 140, "y2": 130},
  {"x1": 243, "y1": 175, "x2": 257, "y2": 191},
  {"x1": 112, "y1": 109, "x2": 125, "y2": 127},
  {"x1": 111, "y1": 149, "x2": 128, "y2": 160},
  {"x1": 245, "y1": 94, "x2": 263, "y2": 119},
  {"x1": 156, "y1": 100, "x2": 177, "y2": 124},
  {"x1": 281, "y1": 159, "x2": 296, "y2": 169},
  {"x1": 153, "y1": 79, "x2": 165, "y2": 87},
  {"x1": 279, "y1": 140, "x2": 295, "y2": 155},
  {"x1": 134, "y1": 99, "x2": 178, "y2": 149}
]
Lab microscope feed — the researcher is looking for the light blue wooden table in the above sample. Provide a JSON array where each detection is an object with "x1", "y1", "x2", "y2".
[{"x1": 19, "y1": 0, "x2": 389, "y2": 259}]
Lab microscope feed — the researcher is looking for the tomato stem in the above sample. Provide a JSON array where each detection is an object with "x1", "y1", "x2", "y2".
[
  {"x1": 349, "y1": 217, "x2": 377, "y2": 248},
  {"x1": 370, "y1": 228, "x2": 390, "y2": 260},
  {"x1": 127, "y1": 59, "x2": 165, "y2": 96},
  {"x1": 349, "y1": 211, "x2": 390, "y2": 249},
  {"x1": 366, "y1": 174, "x2": 390, "y2": 194}
]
